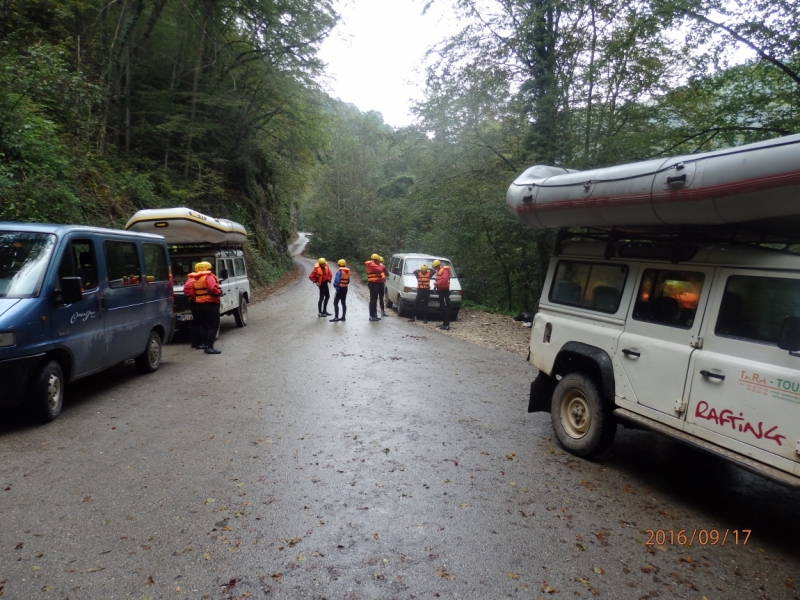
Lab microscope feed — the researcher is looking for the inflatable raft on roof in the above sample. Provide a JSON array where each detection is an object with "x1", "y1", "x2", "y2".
[
  {"x1": 125, "y1": 208, "x2": 247, "y2": 245},
  {"x1": 506, "y1": 134, "x2": 800, "y2": 234}
]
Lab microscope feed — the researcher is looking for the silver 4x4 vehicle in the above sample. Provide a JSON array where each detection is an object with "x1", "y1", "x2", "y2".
[
  {"x1": 384, "y1": 253, "x2": 462, "y2": 320},
  {"x1": 170, "y1": 246, "x2": 250, "y2": 330},
  {"x1": 528, "y1": 231, "x2": 800, "y2": 487}
]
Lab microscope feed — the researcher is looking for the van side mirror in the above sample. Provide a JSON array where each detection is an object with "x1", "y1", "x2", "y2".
[
  {"x1": 777, "y1": 315, "x2": 800, "y2": 353},
  {"x1": 220, "y1": 268, "x2": 229, "y2": 281},
  {"x1": 57, "y1": 277, "x2": 83, "y2": 304}
]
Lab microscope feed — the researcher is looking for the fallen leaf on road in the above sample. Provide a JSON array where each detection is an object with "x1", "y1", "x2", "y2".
[
  {"x1": 507, "y1": 573, "x2": 520, "y2": 579},
  {"x1": 541, "y1": 582, "x2": 559, "y2": 593},
  {"x1": 80, "y1": 567, "x2": 104, "y2": 573},
  {"x1": 146, "y1": 575, "x2": 155, "y2": 585},
  {"x1": 593, "y1": 566, "x2": 605, "y2": 574}
]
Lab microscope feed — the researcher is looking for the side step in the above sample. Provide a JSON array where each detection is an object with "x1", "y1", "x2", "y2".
[{"x1": 614, "y1": 408, "x2": 800, "y2": 489}]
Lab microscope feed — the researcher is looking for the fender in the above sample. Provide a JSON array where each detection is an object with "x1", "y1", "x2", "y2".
[{"x1": 553, "y1": 341, "x2": 615, "y2": 400}]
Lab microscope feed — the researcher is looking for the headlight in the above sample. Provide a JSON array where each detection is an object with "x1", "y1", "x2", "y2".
[
  {"x1": 403, "y1": 286, "x2": 418, "y2": 293},
  {"x1": 0, "y1": 332, "x2": 16, "y2": 347}
]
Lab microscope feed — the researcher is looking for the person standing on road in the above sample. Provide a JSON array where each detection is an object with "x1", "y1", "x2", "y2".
[
  {"x1": 191, "y1": 261, "x2": 223, "y2": 354},
  {"x1": 433, "y1": 259, "x2": 452, "y2": 331},
  {"x1": 183, "y1": 265, "x2": 204, "y2": 350},
  {"x1": 330, "y1": 259, "x2": 350, "y2": 322},
  {"x1": 309, "y1": 258, "x2": 332, "y2": 317},
  {"x1": 377, "y1": 256, "x2": 389, "y2": 318},
  {"x1": 408, "y1": 263, "x2": 433, "y2": 323},
  {"x1": 365, "y1": 254, "x2": 384, "y2": 322}
]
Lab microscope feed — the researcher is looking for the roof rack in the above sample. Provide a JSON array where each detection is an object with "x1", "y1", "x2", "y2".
[{"x1": 554, "y1": 226, "x2": 800, "y2": 262}]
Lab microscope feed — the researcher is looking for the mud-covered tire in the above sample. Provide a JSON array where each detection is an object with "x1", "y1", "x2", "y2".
[
  {"x1": 551, "y1": 373, "x2": 616, "y2": 458},
  {"x1": 451, "y1": 309, "x2": 459, "y2": 321},
  {"x1": 233, "y1": 296, "x2": 248, "y2": 327},
  {"x1": 27, "y1": 360, "x2": 65, "y2": 422},
  {"x1": 135, "y1": 331, "x2": 162, "y2": 374}
]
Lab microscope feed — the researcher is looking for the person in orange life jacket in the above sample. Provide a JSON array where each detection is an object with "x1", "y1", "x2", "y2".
[
  {"x1": 183, "y1": 268, "x2": 205, "y2": 350},
  {"x1": 309, "y1": 258, "x2": 332, "y2": 316},
  {"x1": 190, "y1": 261, "x2": 224, "y2": 354},
  {"x1": 376, "y1": 256, "x2": 389, "y2": 318},
  {"x1": 365, "y1": 254, "x2": 384, "y2": 321},
  {"x1": 409, "y1": 263, "x2": 433, "y2": 323},
  {"x1": 329, "y1": 259, "x2": 350, "y2": 322},
  {"x1": 433, "y1": 259, "x2": 452, "y2": 330}
]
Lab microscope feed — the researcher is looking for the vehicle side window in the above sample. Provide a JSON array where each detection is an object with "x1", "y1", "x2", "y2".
[
  {"x1": 391, "y1": 258, "x2": 400, "y2": 275},
  {"x1": 632, "y1": 269, "x2": 704, "y2": 328},
  {"x1": 234, "y1": 258, "x2": 245, "y2": 277},
  {"x1": 716, "y1": 275, "x2": 800, "y2": 344},
  {"x1": 105, "y1": 240, "x2": 141, "y2": 288},
  {"x1": 142, "y1": 243, "x2": 168, "y2": 283},
  {"x1": 59, "y1": 239, "x2": 98, "y2": 291},
  {"x1": 549, "y1": 261, "x2": 627, "y2": 313},
  {"x1": 217, "y1": 259, "x2": 227, "y2": 280},
  {"x1": 397, "y1": 260, "x2": 404, "y2": 276},
  {"x1": 226, "y1": 259, "x2": 234, "y2": 279}
]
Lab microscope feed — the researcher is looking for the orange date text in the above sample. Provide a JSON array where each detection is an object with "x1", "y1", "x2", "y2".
[{"x1": 644, "y1": 529, "x2": 751, "y2": 546}]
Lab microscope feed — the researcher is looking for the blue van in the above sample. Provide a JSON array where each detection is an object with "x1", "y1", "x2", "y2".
[{"x1": 0, "y1": 223, "x2": 174, "y2": 422}]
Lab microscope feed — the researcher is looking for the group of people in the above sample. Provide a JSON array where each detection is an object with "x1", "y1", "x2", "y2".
[
  {"x1": 309, "y1": 257, "x2": 350, "y2": 321},
  {"x1": 309, "y1": 254, "x2": 453, "y2": 330},
  {"x1": 182, "y1": 261, "x2": 223, "y2": 354}
]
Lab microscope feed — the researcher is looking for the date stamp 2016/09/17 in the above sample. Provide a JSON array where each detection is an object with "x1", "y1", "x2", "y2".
[{"x1": 645, "y1": 529, "x2": 751, "y2": 546}]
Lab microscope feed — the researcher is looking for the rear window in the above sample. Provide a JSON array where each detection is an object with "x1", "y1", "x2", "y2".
[
  {"x1": 549, "y1": 261, "x2": 627, "y2": 313},
  {"x1": 404, "y1": 258, "x2": 456, "y2": 277},
  {"x1": 716, "y1": 275, "x2": 800, "y2": 344}
]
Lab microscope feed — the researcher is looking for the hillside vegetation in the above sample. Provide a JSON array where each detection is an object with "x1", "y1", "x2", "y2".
[{"x1": 2, "y1": 0, "x2": 799, "y2": 302}]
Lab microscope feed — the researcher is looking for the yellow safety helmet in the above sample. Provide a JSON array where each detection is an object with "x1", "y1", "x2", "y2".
[
  {"x1": 195, "y1": 261, "x2": 212, "y2": 271},
  {"x1": 377, "y1": 256, "x2": 384, "y2": 262},
  {"x1": 371, "y1": 253, "x2": 380, "y2": 260},
  {"x1": 431, "y1": 259, "x2": 441, "y2": 268},
  {"x1": 420, "y1": 264, "x2": 428, "y2": 271},
  {"x1": 338, "y1": 259, "x2": 346, "y2": 266},
  {"x1": 318, "y1": 257, "x2": 326, "y2": 264}
]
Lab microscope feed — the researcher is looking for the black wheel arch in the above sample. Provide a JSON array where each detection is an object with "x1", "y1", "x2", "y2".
[{"x1": 551, "y1": 342, "x2": 615, "y2": 402}]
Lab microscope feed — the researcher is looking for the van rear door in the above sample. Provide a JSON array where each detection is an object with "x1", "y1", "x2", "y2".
[{"x1": 50, "y1": 236, "x2": 106, "y2": 376}]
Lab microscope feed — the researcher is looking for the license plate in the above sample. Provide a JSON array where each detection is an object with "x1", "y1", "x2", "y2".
[
  {"x1": 428, "y1": 301, "x2": 439, "y2": 307},
  {"x1": 177, "y1": 314, "x2": 193, "y2": 321}
]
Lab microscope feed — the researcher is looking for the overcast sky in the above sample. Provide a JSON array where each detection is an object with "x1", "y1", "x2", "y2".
[{"x1": 318, "y1": 0, "x2": 460, "y2": 129}]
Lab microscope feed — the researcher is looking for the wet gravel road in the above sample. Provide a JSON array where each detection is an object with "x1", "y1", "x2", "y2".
[{"x1": 2, "y1": 255, "x2": 800, "y2": 600}]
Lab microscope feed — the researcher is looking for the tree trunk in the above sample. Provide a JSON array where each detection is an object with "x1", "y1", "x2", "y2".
[{"x1": 185, "y1": 7, "x2": 209, "y2": 179}]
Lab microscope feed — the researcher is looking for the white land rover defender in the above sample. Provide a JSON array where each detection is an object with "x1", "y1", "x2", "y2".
[
  {"x1": 528, "y1": 232, "x2": 800, "y2": 487},
  {"x1": 125, "y1": 208, "x2": 250, "y2": 333},
  {"x1": 506, "y1": 134, "x2": 800, "y2": 487}
]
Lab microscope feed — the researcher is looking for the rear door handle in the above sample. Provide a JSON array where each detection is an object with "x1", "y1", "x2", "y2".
[
  {"x1": 700, "y1": 370, "x2": 725, "y2": 381},
  {"x1": 621, "y1": 348, "x2": 640, "y2": 358}
]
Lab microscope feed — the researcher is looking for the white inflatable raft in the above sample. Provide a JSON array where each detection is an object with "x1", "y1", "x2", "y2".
[
  {"x1": 507, "y1": 134, "x2": 800, "y2": 232},
  {"x1": 125, "y1": 208, "x2": 247, "y2": 245}
]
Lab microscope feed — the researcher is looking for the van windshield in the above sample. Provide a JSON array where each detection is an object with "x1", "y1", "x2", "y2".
[
  {"x1": 170, "y1": 256, "x2": 215, "y2": 287},
  {"x1": 403, "y1": 258, "x2": 456, "y2": 278},
  {"x1": 0, "y1": 232, "x2": 56, "y2": 298}
]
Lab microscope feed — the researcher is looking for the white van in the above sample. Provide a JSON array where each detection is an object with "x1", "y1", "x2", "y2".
[
  {"x1": 527, "y1": 233, "x2": 800, "y2": 487},
  {"x1": 384, "y1": 253, "x2": 463, "y2": 320},
  {"x1": 170, "y1": 247, "x2": 250, "y2": 329}
]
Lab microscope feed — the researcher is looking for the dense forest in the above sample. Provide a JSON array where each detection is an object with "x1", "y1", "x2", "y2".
[{"x1": 2, "y1": 0, "x2": 799, "y2": 307}]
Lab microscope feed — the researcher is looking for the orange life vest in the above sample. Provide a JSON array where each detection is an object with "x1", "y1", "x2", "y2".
[
  {"x1": 338, "y1": 267, "x2": 351, "y2": 288},
  {"x1": 365, "y1": 260, "x2": 383, "y2": 283},
  {"x1": 416, "y1": 270, "x2": 432, "y2": 289},
  {"x1": 436, "y1": 265, "x2": 451, "y2": 289},
  {"x1": 193, "y1": 272, "x2": 219, "y2": 304}
]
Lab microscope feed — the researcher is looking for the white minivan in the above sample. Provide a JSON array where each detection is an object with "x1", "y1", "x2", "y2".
[{"x1": 384, "y1": 253, "x2": 462, "y2": 320}]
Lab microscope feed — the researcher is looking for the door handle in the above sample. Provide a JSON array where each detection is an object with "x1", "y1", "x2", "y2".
[
  {"x1": 621, "y1": 348, "x2": 640, "y2": 358},
  {"x1": 700, "y1": 370, "x2": 725, "y2": 381}
]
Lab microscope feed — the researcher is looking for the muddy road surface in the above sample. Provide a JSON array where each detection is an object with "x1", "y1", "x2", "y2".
[{"x1": 2, "y1": 254, "x2": 799, "y2": 599}]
